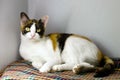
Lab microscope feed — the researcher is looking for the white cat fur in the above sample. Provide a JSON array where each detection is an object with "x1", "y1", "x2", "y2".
[{"x1": 20, "y1": 23, "x2": 99, "y2": 73}]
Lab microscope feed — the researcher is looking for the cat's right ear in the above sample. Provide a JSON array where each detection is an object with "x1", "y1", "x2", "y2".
[{"x1": 20, "y1": 12, "x2": 29, "y2": 26}]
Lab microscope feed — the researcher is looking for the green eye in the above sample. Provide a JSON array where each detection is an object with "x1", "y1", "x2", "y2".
[
  {"x1": 37, "y1": 29, "x2": 41, "y2": 32},
  {"x1": 25, "y1": 27, "x2": 30, "y2": 31}
]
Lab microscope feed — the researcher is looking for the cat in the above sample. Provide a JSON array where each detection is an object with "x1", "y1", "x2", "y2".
[{"x1": 19, "y1": 12, "x2": 114, "y2": 77}]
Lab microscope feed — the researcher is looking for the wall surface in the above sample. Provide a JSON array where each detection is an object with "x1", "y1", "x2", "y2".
[
  {"x1": 0, "y1": 0, "x2": 27, "y2": 70},
  {"x1": 0, "y1": 0, "x2": 120, "y2": 70},
  {"x1": 28, "y1": 0, "x2": 120, "y2": 58},
  {"x1": 28, "y1": 0, "x2": 72, "y2": 33}
]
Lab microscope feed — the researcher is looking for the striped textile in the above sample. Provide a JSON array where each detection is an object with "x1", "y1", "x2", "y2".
[{"x1": 0, "y1": 60, "x2": 120, "y2": 80}]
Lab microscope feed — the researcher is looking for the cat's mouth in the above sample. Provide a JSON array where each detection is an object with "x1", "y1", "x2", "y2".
[
  {"x1": 28, "y1": 36, "x2": 40, "y2": 41},
  {"x1": 29, "y1": 36, "x2": 36, "y2": 40},
  {"x1": 27, "y1": 33, "x2": 36, "y2": 40},
  {"x1": 30, "y1": 35, "x2": 35, "y2": 39}
]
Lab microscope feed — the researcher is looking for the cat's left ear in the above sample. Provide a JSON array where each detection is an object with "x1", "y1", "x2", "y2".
[
  {"x1": 20, "y1": 12, "x2": 29, "y2": 26},
  {"x1": 41, "y1": 15, "x2": 49, "y2": 28}
]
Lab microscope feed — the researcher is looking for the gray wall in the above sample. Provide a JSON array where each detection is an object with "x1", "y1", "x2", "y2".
[
  {"x1": 28, "y1": 0, "x2": 71, "y2": 33},
  {"x1": 28, "y1": 0, "x2": 120, "y2": 58},
  {"x1": 0, "y1": 0, "x2": 120, "y2": 70},
  {"x1": 0, "y1": 0, "x2": 27, "y2": 70}
]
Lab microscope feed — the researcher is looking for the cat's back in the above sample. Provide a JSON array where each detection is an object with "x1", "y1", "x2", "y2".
[
  {"x1": 47, "y1": 33, "x2": 97, "y2": 52},
  {"x1": 47, "y1": 33, "x2": 93, "y2": 46},
  {"x1": 47, "y1": 33, "x2": 92, "y2": 42}
]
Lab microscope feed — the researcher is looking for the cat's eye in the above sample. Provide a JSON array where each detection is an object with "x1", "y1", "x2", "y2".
[
  {"x1": 25, "y1": 27, "x2": 30, "y2": 31},
  {"x1": 37, "y1": 29, "x2": 41, "y2": 32}
]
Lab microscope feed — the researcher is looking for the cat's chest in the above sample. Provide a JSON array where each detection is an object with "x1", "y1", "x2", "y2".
[
  {"x1": 20, "y1": 40, "x2": 53, "y2": 61},
  {"x1": 23, "y1": 43, "x2": 46, "y2": 53}
]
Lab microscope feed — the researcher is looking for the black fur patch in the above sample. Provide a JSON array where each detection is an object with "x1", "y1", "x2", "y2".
[
  {"x1": 37, "y1": 19, "x2": 45, "y2": 38},
  {"x1": 57, "y1": 33, "x2": 72, "y2": 53},
  {"x1": 22, "y1": 25, "x2": 31, "y2": 35},
  {"x1": 94, "y1": 63, "x2": 114, "y2": 77}
]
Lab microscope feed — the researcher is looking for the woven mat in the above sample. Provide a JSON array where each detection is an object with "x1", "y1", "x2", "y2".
[{"x1": 0, "y1": 60, "x2": 120, "y2": 80}]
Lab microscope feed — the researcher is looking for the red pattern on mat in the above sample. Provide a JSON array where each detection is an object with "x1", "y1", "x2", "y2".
[{"x1": 0, "y1": 60, "x2": 120, "y2": 80}]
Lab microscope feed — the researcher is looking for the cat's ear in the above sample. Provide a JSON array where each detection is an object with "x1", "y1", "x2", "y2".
[
  {"x1": 20, "y1": 12, "x2": 29, "y2": 26},
  {"x1": 41, "y1": 15, "x2": 49, "y2": 28}
]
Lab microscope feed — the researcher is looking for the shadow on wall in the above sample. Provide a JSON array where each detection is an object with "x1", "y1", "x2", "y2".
[{"x1": 0, "y1": 0, "x2": 27, "y2": 70}]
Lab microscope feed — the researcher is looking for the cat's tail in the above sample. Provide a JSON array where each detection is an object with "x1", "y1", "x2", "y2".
[
  {"x1": 94, "y1": 52, "x2": 115, "y2": 77},
  {"x1": 72, "y1": 50, "x2": 115, "y2": 77}
]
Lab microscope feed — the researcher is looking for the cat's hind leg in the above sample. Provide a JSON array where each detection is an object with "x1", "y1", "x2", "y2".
[
  {"x1": 73, "y1": 62, "x2": 96, "y2": 74},
  {"x1": 52, "y1": 63, "x2": 74, "y2": 72}
]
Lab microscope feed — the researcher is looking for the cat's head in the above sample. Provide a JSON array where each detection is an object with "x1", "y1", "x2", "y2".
[{"x1": 20, "y1": 12, "x2": 49, "y2": 41}]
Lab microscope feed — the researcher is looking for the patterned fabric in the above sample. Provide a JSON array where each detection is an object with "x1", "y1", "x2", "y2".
[{"x1": 0, "y1": 60, "x2": 120, "y2": 80}]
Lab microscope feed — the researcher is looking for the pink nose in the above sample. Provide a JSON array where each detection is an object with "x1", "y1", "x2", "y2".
[{"x1": 31, "y1": 34, "x2": 35, "y2": 38}]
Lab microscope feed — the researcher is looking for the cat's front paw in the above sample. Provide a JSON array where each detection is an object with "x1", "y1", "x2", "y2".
[
  {"x1": 52, "y1": 65, "x2": 62, "y2": 71},
  {"x1": 32, "y1": 62, "x2": 42, "y2": 69},
  {"x1": 39, "y1": 66, "x2": 51, "y2": 73}
]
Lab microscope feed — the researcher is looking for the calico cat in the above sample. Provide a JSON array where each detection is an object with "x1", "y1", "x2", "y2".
[{"x1": 19, "y1": 12, "x2": 114, "y2": 77}]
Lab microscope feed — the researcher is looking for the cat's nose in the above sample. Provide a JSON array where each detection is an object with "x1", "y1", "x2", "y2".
[{"x1": 31, "y1": 34, "x2": 35, "y2": 38}]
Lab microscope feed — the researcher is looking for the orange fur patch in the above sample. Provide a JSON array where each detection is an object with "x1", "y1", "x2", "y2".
[
  {"x1": 49, "y1": 33, "x2": 60, "y2": 51},
  {"x1": 104, "y1": 56, "x2": 114, "y2": 65},
  {"x1": 20, "y1": 26, "x2": 24, "y2": 31},
  {"x1": 97, "y1": 50, "x2": 104, "y2": 63},
  {"x1": 97, "y1": 50, "x2": 114, "y2": 65}
]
